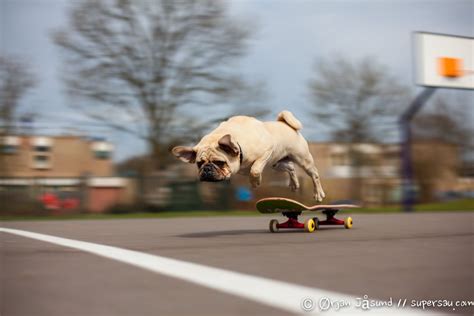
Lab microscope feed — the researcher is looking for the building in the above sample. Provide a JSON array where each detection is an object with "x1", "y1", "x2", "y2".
[
  {"x1": 303, "y1": 141, "x2": 461, "y2": 205},
  {"x1": 0, "y1": 134, "x2": 129, "y2": 214},
  {"x1": 0, "y1": 135, "x2": 114, "y2": 177}
]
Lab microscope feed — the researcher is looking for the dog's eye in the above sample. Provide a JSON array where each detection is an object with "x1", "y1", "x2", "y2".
[
  {"x1": 213, "y1": 161, "x2": 226, "y2": 168},
  {"x1": 197, "y1": 161, "x2": 204, "y2": 168}
]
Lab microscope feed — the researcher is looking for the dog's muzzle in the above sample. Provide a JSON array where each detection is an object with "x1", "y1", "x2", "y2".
[{"x1": 199, "y1": 164, "x2": 222, "y2": 182}]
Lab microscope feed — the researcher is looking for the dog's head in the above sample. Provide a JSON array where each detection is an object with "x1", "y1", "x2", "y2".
[{"x1": 171, "y1": 134, "x2": 241, "y2": 182}]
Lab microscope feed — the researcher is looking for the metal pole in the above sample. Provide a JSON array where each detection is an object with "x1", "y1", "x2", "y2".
[{"x1": 399, "y1": 87, "x2": 436, "y2": 212}]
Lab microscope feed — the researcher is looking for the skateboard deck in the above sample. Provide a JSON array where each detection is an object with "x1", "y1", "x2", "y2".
[{"x1": 256, "y1": 197, "x2": 359, "y2": 214}]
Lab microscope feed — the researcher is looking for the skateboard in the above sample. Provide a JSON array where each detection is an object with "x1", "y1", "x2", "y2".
[{"x1": 256, "y1": 197, "x2": 359, "y2": 233}]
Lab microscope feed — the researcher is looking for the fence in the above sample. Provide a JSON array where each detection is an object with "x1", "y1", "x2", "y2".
[{"x1": 0, "y1": 175, "x2": 255, "y2": 216}]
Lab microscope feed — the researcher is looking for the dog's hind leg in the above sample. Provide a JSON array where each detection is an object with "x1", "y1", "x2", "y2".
[
  {"x1": 273, "y1": 158, "x2": 299, "y2": 191},
  {"x1": 291, "y1": 153, "x2": 325, "y2": 202}
]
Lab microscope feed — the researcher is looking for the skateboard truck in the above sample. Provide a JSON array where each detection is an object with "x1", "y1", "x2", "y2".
[
  {"x1": 277, "y1": 212, "x2": 305, "y2": 229},
  {"x1": 319, "y1": 209, "x2": 346, "y2": 226}
]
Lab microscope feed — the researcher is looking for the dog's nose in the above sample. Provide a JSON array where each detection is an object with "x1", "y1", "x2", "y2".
[
  {"x1": 203, "y1": 164, "x2": 214, "y2": 172},
  {"x1": 200, "y1": 164, "x2": 219, "y2": 182},
  {"x1": 200, "y1": 171, "x2": 215, "y2": 181},
  {"x1": 200, "y1": 163, "x2": 213, "y2": 176}
]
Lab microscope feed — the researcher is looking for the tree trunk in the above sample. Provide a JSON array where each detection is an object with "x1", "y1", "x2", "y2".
[{"x1": 149, "y1": 139, "x2": 168, "y2": 171}]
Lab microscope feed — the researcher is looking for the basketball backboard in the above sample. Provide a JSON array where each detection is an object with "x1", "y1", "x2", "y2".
[{"x1": 414, "y1": 32, "x2": 473, "y2": 90}]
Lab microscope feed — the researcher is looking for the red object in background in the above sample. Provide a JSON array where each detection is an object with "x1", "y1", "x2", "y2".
[
  {"x1": 40, "y1": 193, "x2": 60, "y2": 210},
  {"x1": 40, "y1": 193, "x2": 79, "y2": 210},
  {"x1": 61, "y1": 198, "x2": 80, "y2": 209}
]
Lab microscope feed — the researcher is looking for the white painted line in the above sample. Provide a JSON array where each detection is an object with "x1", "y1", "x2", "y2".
[{"x1": 0, "y1": 228, "x2": 442, "y2": 315}]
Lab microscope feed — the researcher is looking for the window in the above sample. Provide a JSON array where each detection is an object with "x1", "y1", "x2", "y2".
[
  {"x1": 91, "y1": 141, "x2": 113, "y2": 160},
  {"x1": 94, "y1": 150, "x2": 111, "y2": 159},
  {"x1": 33, "y1": 145, "x2": 50, "y2": 152},
  {"x1": 32, "y1": 154, "x2": 51, "y2": 169},
  {"x1": 1, "y1": 144, "x2": 18, "y2": 154},
  {"x1": 1, "y1": 136, "x2": 20, "y2": 154},
  {"x1": 30, "y1": 137, "x2": 53, "y2": 153}
]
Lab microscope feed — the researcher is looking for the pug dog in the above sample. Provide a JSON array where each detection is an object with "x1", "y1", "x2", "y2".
[{"x1": 171, "y1": 111, "x2": 325, "y2": 201}]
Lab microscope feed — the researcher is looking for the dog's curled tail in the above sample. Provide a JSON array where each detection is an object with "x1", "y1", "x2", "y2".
[{"x1": 277, "y1": 110, "x2": 302, "y2": 131}]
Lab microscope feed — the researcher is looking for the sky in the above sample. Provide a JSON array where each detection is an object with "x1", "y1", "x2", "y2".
[{"x1": 1, "y1": 0, "x2": 473, "y2": 162}]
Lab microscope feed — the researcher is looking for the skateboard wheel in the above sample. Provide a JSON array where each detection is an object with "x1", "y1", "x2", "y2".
[
  {"x1": 269, "y1": 219, "x2": 279, "y2": 233},
  {"x1": 312, "y1": 217, "x2": 320, "y2": 230},
  {"x1": 344, "y1": 217, "x2": 353, "y2": 229},
  {"x1": 304, "y1": 218, "x2": 316, "y2": 233}
]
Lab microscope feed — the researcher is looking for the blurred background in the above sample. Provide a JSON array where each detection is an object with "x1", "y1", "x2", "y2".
[{"x1": 1, "y1": 0, "x2": 473, "y2": 216}]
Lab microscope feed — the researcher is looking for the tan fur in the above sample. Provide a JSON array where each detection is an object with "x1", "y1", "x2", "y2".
[
  {"x1": 277, "y1": 110, "x2": 302, "y2": 131},
  {"x1": 172, "y1": 110, "x2": 325, "y2": 201}
]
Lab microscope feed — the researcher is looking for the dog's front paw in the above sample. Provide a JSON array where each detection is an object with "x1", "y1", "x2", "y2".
[
  {"x1": 314, "y1": 190, "x2": 325, "y2": 202},
  {"x1": 250, "y1": 172, "x2": 262, "y2": 188},
  {"x1": 289, "y1": 180, "x2": 299, "y2": 191}
]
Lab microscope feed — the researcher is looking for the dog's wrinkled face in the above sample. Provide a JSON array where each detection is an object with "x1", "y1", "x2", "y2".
[
  {"x1": 196, "y1": 150, "x2": 232, "y2": 182},
  {"x1": 172, "y1": 134, "x2": 240, "y2": 182}
]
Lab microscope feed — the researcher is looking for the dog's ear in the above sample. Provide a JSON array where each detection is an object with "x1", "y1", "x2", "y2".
[
  {"x1": 218, "y1": 134, "x2": 239, "y2": 157},
  {"x1": 171, "y1": 146, "x2": 196, "y2": 163}
]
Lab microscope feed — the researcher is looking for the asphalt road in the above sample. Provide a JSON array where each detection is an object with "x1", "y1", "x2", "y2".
[{"x1": 1, "y1": 212, "x2": 473, "y2": 316}]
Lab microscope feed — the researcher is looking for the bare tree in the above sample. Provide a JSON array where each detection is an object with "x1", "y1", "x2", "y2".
[
  {"x1": 308, "y1": 56, "x2": 411, "y2": 200},
  {"x1": 413, "y1": 94, "x2": 473, "y2": 150},
  {"x1": 53, "y1": 0, "x2": 265, "y2": 170},
  {"x1": 308, "y1": 56, "x2": 410, "y2": 142},
  {"x1": 0, "y1": 55, "x2": 36, "y2": 134}
]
